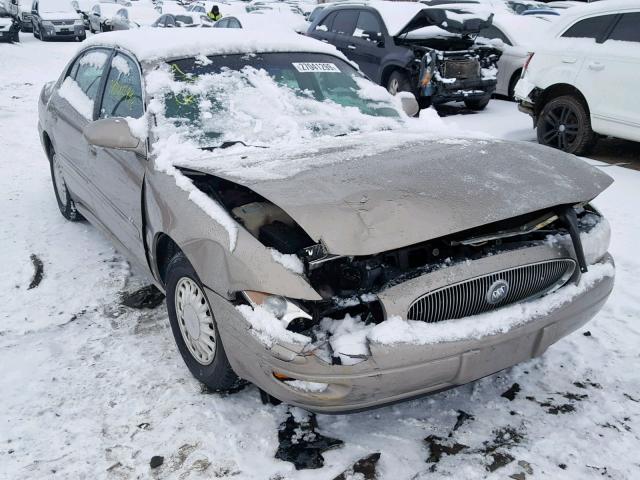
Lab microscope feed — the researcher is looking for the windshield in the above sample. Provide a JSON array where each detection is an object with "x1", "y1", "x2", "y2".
[
  {"x1": 40, "y1": 0, "x2": 76, "y2": 13},
  {"x1": 148, "y1": 52, "x2": 402, "y2": 149}
]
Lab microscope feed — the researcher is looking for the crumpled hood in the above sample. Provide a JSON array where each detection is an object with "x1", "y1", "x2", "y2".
[
  {"x1": 396, "y1": 8, "x2": 493, "y2": 38},
  {"x1": 190, "y1": 139, "x2": 613, "y2": 256}
]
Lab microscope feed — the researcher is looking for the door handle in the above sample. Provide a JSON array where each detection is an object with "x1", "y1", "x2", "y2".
[
  {"x1": 588, "y1": 62, "x2": 605, "y2": 71},
  {"x1": 347, "y1": 44, "x2": 356, "y2": 50},
  {"x1": 561, "y1": 57, "x2": 576, "y2": 64},
  {"x1": 89, "y1": 146, "x2": 97, "y2": 156}
]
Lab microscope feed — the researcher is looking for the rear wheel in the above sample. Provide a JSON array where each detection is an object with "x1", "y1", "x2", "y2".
[
  {"x1": 464, "y1": 95, "x2": 491, "y2": 111},
  {"x1": 537, "y1": 95, "x2": 596, "y2": 155},
  {"x1": 165, "y1": 252, "x2": 241, "y2": 392},
  {"x1": 49, "y1": 147, "x2": 82, "y2": 221}
]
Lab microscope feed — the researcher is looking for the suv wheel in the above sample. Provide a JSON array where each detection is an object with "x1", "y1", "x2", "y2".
[
  {"x1": 387, "y1": 70, "x2": 413, "y2": 96},
  {"x1": 165, "y1": 252, "x2": 241, "y2": 392},
  {"x1": 537, "y1": 95, "x2": 596, "y2": 155},
  {"x1": 49, "y1": 149, "x2": 83, "y2": 221}
]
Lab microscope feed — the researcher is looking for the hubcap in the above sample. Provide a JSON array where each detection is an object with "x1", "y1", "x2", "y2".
[
  {"x1": 175, "y1": 277, "x2": 216, "y2": 365},
  {"x1": 52, "y1": 153, "x2": 68, "y2": 205},
  {"x1": 541, "y1": 104, "x2": 580, "y2": 150}
]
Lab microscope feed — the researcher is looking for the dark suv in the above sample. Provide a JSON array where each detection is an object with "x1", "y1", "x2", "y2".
[{"x1": 307, "y1": 2, "x2": 501, "y2": 110}]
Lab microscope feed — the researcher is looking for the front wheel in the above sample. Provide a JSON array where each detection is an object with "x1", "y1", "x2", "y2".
[
  {"x1": 464, "y1": 95, "x2": 491, "y2": 111},
  {"x1": 49, "y1": 149, "x2": 83, "y2": 221},
  {"x1": 386, "y1": 70, "x2": 413, "y2": 97},
  {"x1": 536, "y1": 95, "x2": 596, "y2": 155},
  {"x1": 165, "y1": 252, "x2": 241, "y2": 392}
]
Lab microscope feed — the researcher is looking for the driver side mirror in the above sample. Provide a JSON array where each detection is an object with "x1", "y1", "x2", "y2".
[
  {"x1": 397, "y1": 91, "x2": 419, "y2": 117},
  {"x1": 83, "y1": 118, "x2": 142, "y2": 151}
]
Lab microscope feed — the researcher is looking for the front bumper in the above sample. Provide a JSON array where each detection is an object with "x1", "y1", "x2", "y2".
[
  {"x1": 208, "y1": 252, "x2": 614, "y2": 413},
  {"x1": 425, "y1": 77, "x2": 496, "y2": 104}
]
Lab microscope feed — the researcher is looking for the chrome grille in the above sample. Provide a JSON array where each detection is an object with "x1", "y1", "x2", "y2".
[
  {"x1": 407, "y1": 259, "x2": 575, "y2": 323},
  {"x1": 442, "y1": 58, "x2": 480, "y2": 79},
  {"x1": 52, "y1": 20, "x2": 75, "y2": 25}
]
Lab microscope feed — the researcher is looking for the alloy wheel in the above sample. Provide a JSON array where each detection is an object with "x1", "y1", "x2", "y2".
[
  {"x1": 540, "y1": 104, "x2": 580, "y2": 151},
  {"x1": 174, "y1": 277, "x2": 216, "y2": 365}
]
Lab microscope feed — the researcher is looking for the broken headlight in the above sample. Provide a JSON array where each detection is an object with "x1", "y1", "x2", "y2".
[{"x1": 242, "y1": 291, "x2": 313, "y2": 330}]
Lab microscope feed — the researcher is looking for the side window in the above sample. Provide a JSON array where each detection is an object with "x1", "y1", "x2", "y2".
[
  {"x1": 99, "y1": 54, "x2": 144, "y2": 119},
  {"x1": 561, "y1": 14, "x2": 618, "y2": 41},
  {"x1": 478, "y1": 25, "x2": 512, "y2": 46},
  {"x1": 216, "y1": 17, "x2": 228, "y2": 27},
  {"x1": 315, "y1": 11, "x2": 336, "y2": 32},
  {"x1": 165, "y1": 15, "x2": 176, "y2": 27},
  {"x1": 73, "y1": 49, "x2": 110, "y2": 104},
  {"x1": 607, "y1": 13, "x2": 640, "y2": 43},
  {"x1": 331, "y1": 10, "x2": 358, "y2": 36},
  {"x1": 354, "y1": 11, "x2": 382, "y2": 40}
]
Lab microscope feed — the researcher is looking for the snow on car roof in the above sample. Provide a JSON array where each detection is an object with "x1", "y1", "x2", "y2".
[{"x1": 81, "y1": 27, "x2": 347, "y2": 63}]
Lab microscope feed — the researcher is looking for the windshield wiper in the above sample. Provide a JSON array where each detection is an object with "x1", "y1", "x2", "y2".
[{"x1": 200, "y1": 141, "x2": 268, "y2": 151}]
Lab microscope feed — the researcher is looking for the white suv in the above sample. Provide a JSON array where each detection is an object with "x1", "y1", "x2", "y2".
[{"x1": 515, "y1": 0, "x2": 640, "y2": 155}]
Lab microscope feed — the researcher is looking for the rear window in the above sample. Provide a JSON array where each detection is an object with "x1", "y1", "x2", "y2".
[
  {"x1": 561, "y1": 14, "x2": 618, "y2": 41},
  {"x1": 607, "y1": 13, "x2": 640, "y2": 43}
]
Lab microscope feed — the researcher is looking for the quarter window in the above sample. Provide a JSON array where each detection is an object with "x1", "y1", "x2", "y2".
[
  {"x1": 99, "y1": 54, "x2": 144, "y2": 119},
  {"x1": 607, "y1": 13, "x2": 640, "y2": 43},
  {"x1": 331, "y1": 10, "x2": 358, "y2": 36},
  {"x1": 478, "y1": 25, "x2": 512, "y2": 46},
  {"x1": 561, "y1": 14, "x2": 618, "y2": 41}
]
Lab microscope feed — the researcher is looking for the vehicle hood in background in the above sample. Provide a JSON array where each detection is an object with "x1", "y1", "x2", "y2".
[
  {"x1": 188, "y1": 139, "x2": 613, "y2": 256},
  {"x1": 39, "y1": 11, "x2": 81, "y2": 21},
  {"x1": 396, "y1": 8, "x2": 493, "y2": 38}
]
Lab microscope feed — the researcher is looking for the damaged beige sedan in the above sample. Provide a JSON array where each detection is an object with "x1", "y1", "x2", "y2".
[{"x1": 38, "y1": 29, "x2": 615, "y2": 413}]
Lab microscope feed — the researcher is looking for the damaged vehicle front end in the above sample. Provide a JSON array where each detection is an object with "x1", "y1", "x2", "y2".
[{"x1": 38, "y1": 30, "x2": 614, "y2": 413}]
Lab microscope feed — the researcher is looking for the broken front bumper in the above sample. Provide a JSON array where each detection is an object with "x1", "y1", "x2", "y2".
[
  {"x1": 207, "y1": 250, "x2": 614, "y2": 414},
  {"x1": 426, "y1": 77, "x2": 497, "y2": 104}
]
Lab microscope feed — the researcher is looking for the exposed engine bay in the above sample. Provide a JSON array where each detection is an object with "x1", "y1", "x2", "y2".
[{"x1": 182, "y1": 168, "x2": 603, "y2": 337}]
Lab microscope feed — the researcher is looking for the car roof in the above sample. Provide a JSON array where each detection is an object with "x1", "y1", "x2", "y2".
[
  {"x1": 550, "y1": 0, "x2": 640, "y2": 36},
  {"x1": 81, "y1": 28, "x2": 348, "y2": 63}
]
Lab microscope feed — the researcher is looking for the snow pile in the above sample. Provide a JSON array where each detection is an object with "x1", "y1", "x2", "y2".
[
  {"x1": 58, "y1": 77, "x2": 93, "y2": 120},
  {"x1": 269, "y1": 248, "x2": 304, "y2": 275},
  {"x1": 236, "y1": 304, "x2": 310, "y2": 347}
]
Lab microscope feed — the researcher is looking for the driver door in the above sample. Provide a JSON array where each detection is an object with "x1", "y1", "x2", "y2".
[
  {"x1": 347, "y1": 10, "x2": 385, "y2": 81},
  {"x1": 89, "y1": 52, "x2": 148, "y2": 267}
]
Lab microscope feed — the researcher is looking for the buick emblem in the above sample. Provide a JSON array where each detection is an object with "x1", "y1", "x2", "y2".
[{"x1": 486, "y1": 279, "x2": 509, "y2": 304}]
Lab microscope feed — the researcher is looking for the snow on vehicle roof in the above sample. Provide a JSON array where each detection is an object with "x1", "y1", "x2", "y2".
[
  {"x1": 550, "y1": 0, "x2": 640, "y2": 36},
  {"x1": 81, "y1": 28, "x2": 347, "y2": 63}
]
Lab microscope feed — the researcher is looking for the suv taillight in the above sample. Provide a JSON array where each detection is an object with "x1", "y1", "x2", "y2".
[{"x1": 522, "y1": 52, "x2": 535, "y2": 78}]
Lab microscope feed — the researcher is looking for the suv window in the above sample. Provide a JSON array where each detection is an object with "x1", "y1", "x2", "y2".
[
  {"x1": 331, "y1": 10, "x2": 357, "y2": 36},
  {"x1": 315, "y1": 10, "x2": 336, "y2": 32},
  {"x1": 607, "y1": 13, "x2": 640, "y2": 43},
  {"x1": 354, "y1": 11, "x2": 382, "y2": 40},
  {"x1": 71, "y1": 49, "x2": 110, "y2": 107},
  {"x1": 99, "y1": 54, "x2": 144, "y2": 119},
  {"x1": 561, "y1": 14, "x2": 618, "y2": 41},
  {"x1": 478, "y1": 25, "x2": 512, "y2": 46}
]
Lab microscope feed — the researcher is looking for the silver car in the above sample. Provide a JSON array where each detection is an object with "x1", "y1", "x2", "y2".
[{"x1": 38, "y1": 29, "x2": 615, "y2": 413}]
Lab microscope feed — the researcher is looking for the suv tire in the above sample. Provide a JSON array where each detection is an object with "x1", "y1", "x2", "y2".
[
  {"x1": 387, "y1": 70, "x2": 413, "y2": 96},
  {"x1": 537, "y1": 95, "x2": 597, "y2": 155},
  {"x1": 165, "y1": 252, "x2": 242, "y2": 392}
]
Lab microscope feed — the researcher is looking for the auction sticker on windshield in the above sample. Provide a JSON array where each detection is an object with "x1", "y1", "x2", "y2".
[{"x1": 292, "y1": 63, "x2": 341, "y2": 73}]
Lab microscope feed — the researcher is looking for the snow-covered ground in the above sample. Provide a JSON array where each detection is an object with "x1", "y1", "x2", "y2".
[{"x1": 1, "y1": 35, "x2": 639, "y2": 480}]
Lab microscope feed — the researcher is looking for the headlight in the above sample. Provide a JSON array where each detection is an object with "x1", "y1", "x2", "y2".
[
  {"x1": 41, "y1": 20, "x2": 54, "y2": 27},
  {"x1": 243, "y1": 291, "x2": 312, "y2": 329},
  {"x1": 74, "y1": 19, "x2": 83, "y2": 26},
  {"x1": 581, "y1": 216, "x2": 611, "y2": 265}
]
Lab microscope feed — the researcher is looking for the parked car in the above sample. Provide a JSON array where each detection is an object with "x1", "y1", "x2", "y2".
[
  {"x1": 88, "y1": 3, "x2": 131, "y2": 32},
  {"x1": 476, "y1": 13, "x2": 550, "y2": 98},
  {"x1": 307, "y1": 1, "x2": 501, "y2": 110},
  {"x1": 38, "y1": 29, "x2": 614, "y2": 413},
  {"x1": 31, "y1": 0, "x2": 85, "y2": 40},
  {"x1": 152, "y1": 11, "x2": 206, "y2": 26},
  {"x1": 17, "y1": 0, "x2": 33, "y2": 32},
  {"x1": 515, "y1": 0, "x2": 640, "y2": 154},
  {"x1": 0, "y1": 0, "x2": 20, "y2": 41}
]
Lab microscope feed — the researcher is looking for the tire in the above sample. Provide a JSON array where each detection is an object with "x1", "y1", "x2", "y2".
[
  {"x1": 536, "y1": 94, "x2": 597, "y2": 155},
  {"x1": 90, "y1": 25, "x2": 95, "y2": 33},
  {"x1": 464, "y1": 95, "x2": 491, "y2": 111},
  {"x1": 49, "y1": 147, "x2": 83, "y2": 221},
  {"x1": 165, "y1": 252, "x2": 241, "y2": 392},
  {"x1": 76, "y1": 34, "x2": 85, "y2": 42},
  {"x1": 386, "y1": 70, "x2": 413, "y2": 96}
]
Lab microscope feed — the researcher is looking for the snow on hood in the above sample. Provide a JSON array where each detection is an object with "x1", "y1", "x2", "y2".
[
  {"x1": 39, "y1": 11, "x2": 81, "y2": 20},
  {"x1": 81, "y1": 28, "x2": 348, "y2": 63}
]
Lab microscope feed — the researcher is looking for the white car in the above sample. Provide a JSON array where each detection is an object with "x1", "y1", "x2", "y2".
[
  {"x1": 515, "y1": 0, "x2": 640, "y2": 154},
  {"x1": 476, "y1": 13, "x2": 552, "y2": 98}
]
